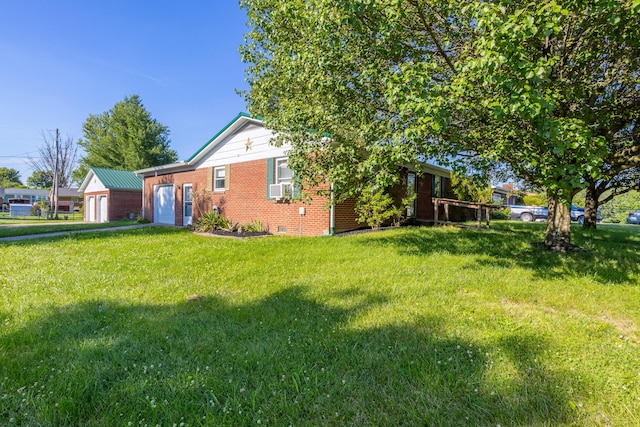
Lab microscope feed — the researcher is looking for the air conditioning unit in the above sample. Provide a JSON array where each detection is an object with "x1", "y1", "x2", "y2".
[{"x1": 269, "y1": 183, "x2": 292, "y2": 200}]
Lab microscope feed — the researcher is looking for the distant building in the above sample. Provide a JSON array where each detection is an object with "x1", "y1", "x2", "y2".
[
  {"x1": 0, "y1": 187, "x2": 50, "y2": 208},
  {"x1": 50, "y1": 187, "x2": 83, "y2": 212},
  {"x1": 491, "y1": 184, "x2": 520, "y2": 206}
]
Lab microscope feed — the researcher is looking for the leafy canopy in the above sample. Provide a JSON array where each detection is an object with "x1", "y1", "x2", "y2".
[
  {"x1": 0, "y1": 167, "x2": 23, "y2": 187},
  {"x1": 241, "y1": 0, "x2": 640, "y2": 247},
  {"x1": 26, "y1": 170, "x2": 53, "y2": 189},
  {"x1": 74, "y1": 95, "x2": 177, "y2": 181}
]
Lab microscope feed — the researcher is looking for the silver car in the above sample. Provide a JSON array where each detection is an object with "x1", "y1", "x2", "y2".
[{"x1": 627, "y1": 211, "x2": 640, "y2": 224}]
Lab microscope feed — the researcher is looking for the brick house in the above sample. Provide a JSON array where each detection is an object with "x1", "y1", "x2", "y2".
[
  {"x1": 134, "y1": 113, "x2": 451, "y2": 236},
  {"x1": 79, "y1": 168, "x2": 143, "y2": 222}
]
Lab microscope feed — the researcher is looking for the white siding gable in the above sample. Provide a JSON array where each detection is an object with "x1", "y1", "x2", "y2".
[
  {"x1": 196, "y1": 122, "x2": 291, "y2": 169},
  {"x1": 83, "y1": 173, "x2": 107, "y2": 193}
]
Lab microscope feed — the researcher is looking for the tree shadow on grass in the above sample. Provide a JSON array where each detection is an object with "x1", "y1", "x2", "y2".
[
  {"x1": 355, "y1": 224, "x2": 640, "y2": 285},
  {"x1": 1, "y1": 287, "x2": 577, "y2": 426}
]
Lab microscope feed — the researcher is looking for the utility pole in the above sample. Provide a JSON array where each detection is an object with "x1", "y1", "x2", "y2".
[{"x1": 52, "y1": 129, "x2": 60, "y2": 219}]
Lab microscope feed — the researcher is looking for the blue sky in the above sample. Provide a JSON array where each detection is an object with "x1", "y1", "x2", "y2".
[{"x1": 0, "y1": 1, "x2": 249, "y2": 184}]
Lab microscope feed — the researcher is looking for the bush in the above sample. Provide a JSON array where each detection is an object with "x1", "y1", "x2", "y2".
[
  {"x1": 193, "y1": 211, "x2": 230, "y2": 232},
  {"x1": 522, "y1": 194, "x2": 546, "y2": 206},
  {"x1": 355, "y1": 187, "x2": 410, "y2": 230},
  {"x1": 491, "y1": 207, "x2": 510, "y2": 220},
  {"x1": 243, "y1": 219, "x2": 264, "y2": 233}
]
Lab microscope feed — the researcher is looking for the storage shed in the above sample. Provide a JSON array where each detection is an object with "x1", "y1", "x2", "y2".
[{"x1": 79, "y1": 168, "x2": 142, "y2": 222}]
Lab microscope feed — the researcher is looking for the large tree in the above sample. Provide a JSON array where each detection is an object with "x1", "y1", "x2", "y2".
[
  {"x1": 26, "y1": 170, "x2": 53, "y2": 189},
  {"x1": 73, "y1": 95, "x2": 177, "y2": 182},
  {"x1": 27, "y1": 131, "x2": 78, "y2": 188},
  {"x1": 241, "y1": 0, "x2": 640, "y2": 249},
  {"x1": 582, "y1": 120, "x2": 640, "y2": 228},
  {"x1": 0, "y1": 167, "x2": 23, "y2": 187}
]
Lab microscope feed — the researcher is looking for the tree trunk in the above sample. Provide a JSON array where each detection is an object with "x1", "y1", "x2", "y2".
[
  {"x1": 583, "y1": 183, "x2": 599, "y2": 229},
  {"x1": 544, "y1": 196, "x2": 572, "y2": 250}
]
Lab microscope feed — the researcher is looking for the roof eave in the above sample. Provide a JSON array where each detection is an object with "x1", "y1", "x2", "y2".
[
  {"x1": 78, "y1": 170, "x2": 96, "y2": 193},
  {"x1": 134, "y1": 161, "x2": 193, "y2": 177},
  {"x1": 187, "y1": 113, "x2": 262, "y2": 165}
]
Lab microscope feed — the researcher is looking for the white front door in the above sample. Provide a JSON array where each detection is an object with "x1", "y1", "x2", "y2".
[
  {"x1": 183, "y1": 184, "x2": 192, "y2": 226},
  {"x1": 154, "y1": 184, "x2": 175, "y2": 225},
  {"x1": 98, "y1": 196, "x2": 108, "y2": 222}
]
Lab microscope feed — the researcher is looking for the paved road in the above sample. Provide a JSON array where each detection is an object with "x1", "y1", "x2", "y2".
[{"x1": 0, "y1": 224, "x2": 153, "y2": 242}]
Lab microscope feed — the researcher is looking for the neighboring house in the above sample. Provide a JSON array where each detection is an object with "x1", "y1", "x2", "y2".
[
  {"x1": 50, "y1": 187, "x2": 83, "y2": 212},
  {"x1": 491, "y1": 184, "x2": 519, "y2": 206},
  {"x1": 78, "y1": 168, "x2": 143, "y2": 222},
  {"x1": 134, "y1": 113, "x2": 452, "y2": 236},
  {"x1": 0, "y1": 187, "x2": 49, "y2": 206}
]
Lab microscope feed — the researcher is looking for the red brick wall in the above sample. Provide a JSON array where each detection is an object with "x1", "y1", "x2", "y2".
[
  {"x1": 416, "y1": 173, "x2": 434, "y2": 221},
  {"x1": 389, "y1": 168, "x2": 452, "y2": 222},
  {"x1": 108, "y1": 190, "x2": 142, "y2": 221},
  {"x1": 334, "y1": 198, "x2": 361, "y2": 232},
  {"x1": 142, "y1": 169, "x2": 208, "y2": 226},
  {"x1": 140, "y1": 160, "x2": 450, "y2": 234},
  {"x1": 142, "y1": 162, "x2": 336, "y2": 236},
  {"x1": 84, "y1": 190, "x2": 141, "y2": 221}
]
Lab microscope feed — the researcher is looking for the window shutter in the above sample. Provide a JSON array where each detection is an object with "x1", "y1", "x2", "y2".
[
  {"x1": 207, "y1": 167, "x2": 213, "y2": 191},
  {"x1": 224, "y1": 164, "x2": 230, "y2": 191},
  {"x1": 266, "y1": 158, "x2": 274, "y2": 199}
]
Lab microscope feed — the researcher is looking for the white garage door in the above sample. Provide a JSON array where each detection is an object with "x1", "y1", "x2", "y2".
[
  {"x1": 86, "y1": 196, "x2": 95, "y2": 222},
  {"x1": 98, "y1": 196, "x2": 108, "y2": 223},
  {"x1": 154, "y1": 184, "x2": 175, "y2": 225}
]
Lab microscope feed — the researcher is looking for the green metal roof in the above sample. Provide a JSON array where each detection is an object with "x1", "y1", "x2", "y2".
[{"x1": 91, "y1": 168, "x2": 142, "y2": 191}]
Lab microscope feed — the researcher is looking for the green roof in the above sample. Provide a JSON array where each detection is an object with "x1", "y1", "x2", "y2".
[{"x1": 91, "y1": 168, "x2": 142, "y2": 191}]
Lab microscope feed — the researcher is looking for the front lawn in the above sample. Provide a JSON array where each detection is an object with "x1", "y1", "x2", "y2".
[
  {"x1": 1, "y1": 223, "x2": 638, "y2": 426},
  {"x1": 0, "y1": 219, "x2": 139, "y2": 238}
]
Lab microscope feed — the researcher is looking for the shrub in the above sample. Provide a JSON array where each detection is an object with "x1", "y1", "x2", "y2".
[
  {"x1": 491, "y1": 207, "x2": 510, "y2": 220},
  {"x1": 193, "y1": 211, "x2": 230, "y2": 232},
  {"x1": 355, "y1": 187, "x2": 409, "y2": 230},
  {"x1": 244, "y1": 219, "x2": 264, "y2": 233},
  {"x1": 522, "y1": 194, "x2": 546, "y2": 206}
]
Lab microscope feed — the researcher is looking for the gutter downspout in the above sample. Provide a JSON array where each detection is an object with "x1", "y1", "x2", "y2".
[{"x1": 329, "y1": 183, "x2": 335, "y2": 236}]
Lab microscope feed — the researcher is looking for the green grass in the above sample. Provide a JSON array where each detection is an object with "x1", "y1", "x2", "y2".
[
  {"x1": 1, "y1": 223, "x2": 639, "y2": 426},
  {"x1": 0, "y1": 211, "x2": 84, "y2": 224},
  {"x1": 0, "y1": 219, "x2": 139, "y2": 238}
]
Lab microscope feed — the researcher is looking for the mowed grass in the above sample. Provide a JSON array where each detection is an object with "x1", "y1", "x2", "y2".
[
  {"x1": 0, "y1": 219, "x2": 138, "y2": 238},
  {"x1": 0, "y1": 223, "x2": 638, "y2": 426}
]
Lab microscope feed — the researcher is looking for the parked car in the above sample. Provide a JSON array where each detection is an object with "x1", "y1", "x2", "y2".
[
  {"x1": 509, "y1": 205, "x2": 548, "y2": 222},
  {"x1": 627, "y1": 211, "x2": 640, "y2": 224},
  {"x1": 510, "y1": 204, "x2": 600, "y2": 223},
  {"x1": 570, "y1": 206, "x2": 601, "y2": 224}
]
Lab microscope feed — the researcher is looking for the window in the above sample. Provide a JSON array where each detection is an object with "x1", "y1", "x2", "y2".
[
  {"x1": 433, "y1": 175, "x2": 443, "y2": 198},
  {"x1": 184, "y1": 184, "x2": 193, "y2": 218},
  {"x1": 407, "y1": 172, "x2": 417, "y2": 217},
  {"x1": 276, "y1": 158, "x2": 293, "y2": 184},
  {"x1": 214, "y1": 166, "x2": 226, "y2": 191}
]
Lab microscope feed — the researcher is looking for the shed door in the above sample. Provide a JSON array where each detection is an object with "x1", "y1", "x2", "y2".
[
  {"x1": 86, "y1": 196, "x2": 95, "y2": 222},
  {"x1": 97, "y1": 196, "x2": 108, "y2": 223},
  {"x1": 154, "y1": 184, "x2": 175, "y2": 225}
]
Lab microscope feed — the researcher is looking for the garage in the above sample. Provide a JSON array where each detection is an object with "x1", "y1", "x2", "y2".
[
  {"x1": 80, "y1": 168, "x2": 143, "y2": 223},
  {"x1": 154, "y1": 184, "x2": 175, "y2": 225}
]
